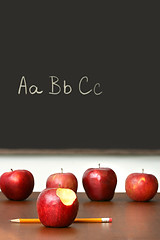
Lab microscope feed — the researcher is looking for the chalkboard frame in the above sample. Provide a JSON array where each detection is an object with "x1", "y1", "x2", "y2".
[{"x1": 0, "y1": 148, "x2": 160, "y2": 155}]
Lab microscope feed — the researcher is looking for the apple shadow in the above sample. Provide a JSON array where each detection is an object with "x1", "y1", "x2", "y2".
[
  {"x1": 81, "y1": 199, "x2": 115, "y2": 208},
  {"x1": 36, "y1": 225, "x2": 79, "y2": 239},
  {"x1": 0, "y1": 198, "x2": 36, "y2": 208}
]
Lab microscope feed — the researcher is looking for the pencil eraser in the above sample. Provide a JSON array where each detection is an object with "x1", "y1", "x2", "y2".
[{"x1": 102, "y1": 218, "x2": 112, "y2": 223}]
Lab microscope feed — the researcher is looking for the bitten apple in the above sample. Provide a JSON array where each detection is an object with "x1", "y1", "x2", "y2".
[
  {"x1": 125, "y1": 169, "x2": 158, "y2": 201},
  {"x1": 0, "y1": 169, "x2": 34, "y2": 201},
  {"x1": 82, "y1": 164, "x2": 117, "y2": 201},
  {"x1": 37, "y1": 188, "x2": 79, "y2": 227},
  {"x1": 46, "y1": 168, "x2": 78, "y2": 193}
]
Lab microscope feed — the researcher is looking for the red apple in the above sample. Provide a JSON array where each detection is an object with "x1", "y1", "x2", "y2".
[
  {"x1": 37, "y1": 187, "x2": 79, "y2": 227},
  {"x1": 82, "y1": 164, "x2": 117, "y2": 201},
  {"x1": 125, "y1": 169, "x2": 158, "y2": 201},
  {"x1": 0, "y1": 169, "x2": 34, "y2": 201},
  {"x1": 46, "y1": 168, "x2": 78, "y2": 193}
]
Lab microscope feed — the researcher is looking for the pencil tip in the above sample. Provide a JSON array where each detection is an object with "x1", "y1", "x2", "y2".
[{"x1": 10, "y1": 219, "x2": 20, "y2": 223}]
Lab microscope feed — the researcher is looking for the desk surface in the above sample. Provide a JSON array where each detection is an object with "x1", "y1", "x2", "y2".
[{"x1": 0, "y1": 192, "x2": 160, "y2": 240}]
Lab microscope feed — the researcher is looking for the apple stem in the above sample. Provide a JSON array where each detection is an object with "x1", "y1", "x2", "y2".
[
  {"x1": 142, "y1": 169, "x2": 144, "y2": 173},
  {"x1": 61, "y1": 168, "x2": 63, "y2": 173},
  {"x1": 11, "y1": 169, "x2": 13, "y2": 171},
  {"x1": 98, "y1": 163, "x2": 100, "y2": 168}
]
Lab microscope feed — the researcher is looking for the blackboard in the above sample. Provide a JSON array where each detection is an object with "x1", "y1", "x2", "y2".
[{"x1": 1, "y1": 2, "x2": 160, "y2": 154}]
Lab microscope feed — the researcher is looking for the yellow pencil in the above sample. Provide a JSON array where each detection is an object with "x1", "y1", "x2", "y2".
[{"x1": 10, "y1": 218, "x2": 112, "y2": 223}]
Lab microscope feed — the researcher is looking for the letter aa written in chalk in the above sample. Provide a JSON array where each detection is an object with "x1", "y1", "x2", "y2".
[{"x1": 18, "y1": 76, "x2": 43, "y2": 95}]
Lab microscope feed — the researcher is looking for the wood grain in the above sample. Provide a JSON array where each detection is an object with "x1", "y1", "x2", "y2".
[{"x1": 0, "y1": 192, "x2": 160, "y2": 240}]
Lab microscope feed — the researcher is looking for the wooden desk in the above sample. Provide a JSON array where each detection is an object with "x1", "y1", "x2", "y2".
[{"x1": 0, "y1": 192, "x2": 160, "y2": 240}]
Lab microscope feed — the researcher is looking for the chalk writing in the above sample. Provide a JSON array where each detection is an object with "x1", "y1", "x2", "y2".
[{"x1": 17, "y1": 76, "x2": 103, "y2": 96}]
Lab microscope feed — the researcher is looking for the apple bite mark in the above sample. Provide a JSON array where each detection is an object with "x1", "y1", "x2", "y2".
[{"x1": 56, "y1": 188, "x2": 77, "y2": 206}]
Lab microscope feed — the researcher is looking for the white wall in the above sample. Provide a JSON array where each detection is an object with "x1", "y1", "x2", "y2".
[{"x1": 0, "y1": 155, "x2": 159, "y2": 192}]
